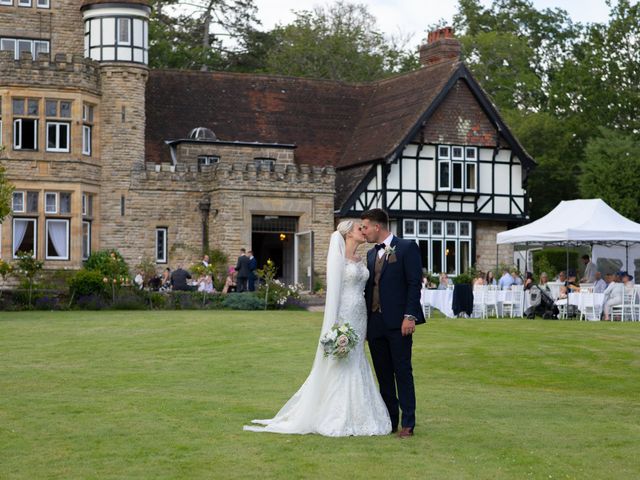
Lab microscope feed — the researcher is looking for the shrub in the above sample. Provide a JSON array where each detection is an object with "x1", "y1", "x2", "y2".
[
  {"x1": 222, "y1": 292, "x2": 265, "y2": 310},
  {"x1": 14, "y1": 252, "x2": 44, "y2": 307},
  {"x1": 148, "y1": 292, "x2": 167, "y2": 309},
  {"x1": 111, "y1": 291, "x2": 147, "y2": 310},
  {"x1": 170, "y1": 291, "x2": 196, "y2": 310},
  {"x1": 34, "y1": 295, "x2": 61, "y2": 311},
  {"x1": 68, "y1": 269, "x2": 106, "y2": 298},
  {"x1": 75, "y1": 294, "x2": 109, "y2": 310},
  {"x1": 84, "y1": 250, "x2": 130, "y2": 278}
]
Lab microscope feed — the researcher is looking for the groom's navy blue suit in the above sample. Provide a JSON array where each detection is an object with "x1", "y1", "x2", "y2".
[{"x1": 365, "y1": 236, "x2": 424, "y2": 431}]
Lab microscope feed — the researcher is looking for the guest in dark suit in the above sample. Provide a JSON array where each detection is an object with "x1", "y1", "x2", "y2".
[
  {"x1": 360, "y1": 208, "x2": 425, "y2": 438},
  {"x1": 171, "y1": 265, "x2": 192, "y2": 291},
  {"x1": 235, "y1": 248, "x2": 251, "y2": 293},
  {"x1": 247, "y1": 250, "x2": 258, "y2": 292}
]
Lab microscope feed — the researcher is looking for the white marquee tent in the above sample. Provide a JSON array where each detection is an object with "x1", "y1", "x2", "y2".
[
  {"x1": 497, "y1": 199, "x2": 640, "y2": 246},
  {"x1": 497, "y1": 199, "x2": 640, "y2": 274}
]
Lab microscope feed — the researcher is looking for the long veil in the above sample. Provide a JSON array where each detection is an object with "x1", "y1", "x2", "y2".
[{"x1": 320, "y1": 230, "x2": 346, "y2": 334}]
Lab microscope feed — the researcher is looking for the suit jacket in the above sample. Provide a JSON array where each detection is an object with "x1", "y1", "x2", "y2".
[
  {"x1": 235, "y1": 255, "x2": 251, "y2": 277},
  {"x1": 248, "y1": 256, "x2": 258, "y2": 279},
  {"x1": 365, "y1": 236, "x2": 425, "y2": 329}
]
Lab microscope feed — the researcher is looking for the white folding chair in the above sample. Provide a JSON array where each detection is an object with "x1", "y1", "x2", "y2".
[
  {"x1": 631, "y1": 285, "x2": 640, "y2": 322},
  {"x1": 503, "y1": 285, "x2": 524, "y2": 318},
  {"x1": 611, "y1": 289, "x2": 635, "y2": 322},
  {"x1": 547, "y1": 282, "x2": 563, "y2": 300},
  {"x1": 482, "y1": 285, "x2": 499, "y2": 318},
  {"x1": 579, "y1": 290, "x2": 601, "y2": 321},
  {"x1": 420, "y1": 288, "x2": 432, "y2": 320},
  {"x1": 472, "y1": 285, "x2": 485, "y2": 318}
]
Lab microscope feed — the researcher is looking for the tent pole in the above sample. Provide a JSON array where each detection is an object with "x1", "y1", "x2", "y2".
[
  {"x1": 496, "y1": 243, "x2": 499, "y2": 273},
  {"x1": 626, "y1": 242, "x2": 629, "y2": 273}
]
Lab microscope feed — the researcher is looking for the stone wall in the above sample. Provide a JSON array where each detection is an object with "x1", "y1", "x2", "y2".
[
  {"x1": 174, "y1": 142, "x2": 295, "y2": 169},
  {"x1": 475, "y1": 220, "x2": 514, "y2": 273},
  {"x1": 0, "y1": 0, "x2": 84, "y2": 57}
]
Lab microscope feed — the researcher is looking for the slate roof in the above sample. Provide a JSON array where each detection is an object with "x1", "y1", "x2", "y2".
[
  {"x1": 145, "y1": 60, "x2": 460, "y2": 168},
  {"x1": 81, "y1": 0, "x2": 150, "y2": 8}
]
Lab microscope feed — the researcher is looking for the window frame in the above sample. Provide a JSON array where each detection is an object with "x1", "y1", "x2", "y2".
[
  {"x1": 82, "y1": 221, "x2": 91, "y2": 260},
  {"x1": 45, "y1": 218, "x2": 70, "y2": 261},
  {"x1": 18, "y1": 0, "x2": 31, "y2": 6},
  {"x1": 36, "y1": 0, "x2": 49, "y2": 8},
  {"x1": 12, "y1": 217, "x2": 37, "y2": 259},
  {"x1": 46, "y1": 121, "x2": 70, "y2": 152},
  {"x1": 45, "y1": 192, "x2": 58, "y2": 214},
  {"x1": 12, "y1": 191, "x2": 25, "y2": 213},
  {"x1": 155, "y1": 227, "x2": 168, "y2": 264},
  {"x1": 13, "y1": 118, "x2": 38, "y2": 150},
  {"x1": 82, "y1": 125, "x2": 92, "y2": 156},
  {"x1": 0, "y1": 0, "x2": 13, "y2": 6},
  {"x1": 403, "y1": 219, "x2": 416, "y2": 237}
]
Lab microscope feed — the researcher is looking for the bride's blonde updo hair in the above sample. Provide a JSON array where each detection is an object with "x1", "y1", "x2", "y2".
[{"x1": 336, "y1": 220, "x2": 355, "y2": 239}]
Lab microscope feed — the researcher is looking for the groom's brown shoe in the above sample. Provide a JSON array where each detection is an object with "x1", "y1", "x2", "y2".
[{"x1": 397, "y1": 427, "x2": 414, "y2": 439}]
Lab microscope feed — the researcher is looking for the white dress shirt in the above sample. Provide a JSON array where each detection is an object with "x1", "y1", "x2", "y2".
[{"x1": 377, "y1": 233, "x2": 394, "y2": 259}]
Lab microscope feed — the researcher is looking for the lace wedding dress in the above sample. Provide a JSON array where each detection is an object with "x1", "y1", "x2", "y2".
[{"x1": 244, "y1": 232, "x2": 391, "y2": 436}]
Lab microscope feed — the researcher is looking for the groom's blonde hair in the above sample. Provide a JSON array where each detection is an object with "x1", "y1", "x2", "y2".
[{"x1": 336, "y1": 220, "x2": 355, "y2": 238}]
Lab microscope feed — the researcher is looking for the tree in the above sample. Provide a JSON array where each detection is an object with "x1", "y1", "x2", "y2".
[
  {"x1": 149, "y1": 0, "x2": 258, "y2": 70},
  {"x1": 579, "y1": 128, "x2": 640, "y2": 222},
  {"x1": 261, "y1": 2, "x2": 418, "y2": 82},
  {"x1": 0, "y1": 165, "x2": 13, "y2": 224}
]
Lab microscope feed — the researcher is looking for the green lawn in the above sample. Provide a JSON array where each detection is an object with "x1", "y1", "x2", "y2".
[{"x1": 1, "y1": 311, "x2": 639, "y2": 479}]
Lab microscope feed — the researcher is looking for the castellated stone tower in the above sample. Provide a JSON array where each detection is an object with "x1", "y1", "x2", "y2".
[{"x1": 80, "y1": 0, "x2": 150, "y2": 260}]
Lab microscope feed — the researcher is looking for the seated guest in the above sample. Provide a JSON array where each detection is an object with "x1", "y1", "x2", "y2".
[
  {"x1": 593, "y1": 271, "x2": 607, "y2": 293},
  {"x1": 222, "y1": 266, "x2": 237, "y2": 294},
  {"x1": 134, "y1": 270, "x2": 144, "y2": 290},
  {"x1": 555, "y1": 271, "x2": 567, "y2": 283},
  {"x1": 539, "y1": 272, "x2": 550, "y2": 291},
  {"x1": 160, "y1": 267, "x2": 171, "y2": 291},
  {"x1": 498, "y1": 269, "x2": 515, "y2": 290},
  {"x1": 437, "y1": 272, "x2": 450, "y2": 290},
  {"x1": 485, "y1": 270, "x2": 497, "y2": 286},
  {"x1": 523, "y1": 272, "x2": 534, "y2": 290},
  {"x1": 473, "y1": 272, "x2": 486, "y2": 288},
  {"x1": 198, "y1": 274, "x2": 215, "y2": 293},
  {"x1": 171, "y1": 264, "x2": 192, "y2": 291},
  {"x1": 603, "y1": 274, "x2": 625, "y2": 320},
  {"x1": 511, "y1": 270, "x2": 524, "y2": 286},
  {"x1": 559, "y1": 269, "x2": 580, "y2": 297},
  {"x1": 422, "y1": 275, "x2": 436, "y2": 290}
]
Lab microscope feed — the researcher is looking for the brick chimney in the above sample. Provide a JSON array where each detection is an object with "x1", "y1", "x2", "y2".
[{"x1": 419, "y1": 27, "x2": 461, "y2": 67}]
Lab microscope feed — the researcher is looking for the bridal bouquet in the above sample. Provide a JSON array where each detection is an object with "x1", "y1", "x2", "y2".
[{"x1": 320, "y1": 323, "x2": 359, "y2": 359}]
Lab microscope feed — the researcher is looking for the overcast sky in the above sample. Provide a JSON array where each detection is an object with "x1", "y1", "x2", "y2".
[{"x1": 251, "y1": 0, "x2": 612, "y2": 47}]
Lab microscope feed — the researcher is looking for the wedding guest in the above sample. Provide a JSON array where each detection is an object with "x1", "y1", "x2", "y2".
[
  {"x1": 235, "y1": 248, "x2": 251, "y2": 293},
  {"x1": 198, "y1": 274, "x2": 215, "y2": 293},
  {"x1": 222, "y1": 266, "x2": 237, "y2": 294},
  {"x1": 485, "y1": 270, "x2": 497, "y2": 286},
  {"x1": 580, "y1": 254, "x2": 596, "y2": 283},
  {"x1": 593, "y1": 271, "x2": 607, "y2": 293},
  {"x1": 555, "y1": 271, "x2": 567, "y2": 283},
  {"x1": 473, "y1": 272, "x2": 486, "y2": 287},
  {"x1": 523, "y1": 271, "x2": 534, "y2": 290},
  {"x1": 437, "y1": 272, "x2": 449, "y2": 290},
  {"x1": 247, "y1": 250, "x2": 258, "y2": 292},
  {"x1": 603, "y1": 274, "x2": 625, "y2": 320},
  {"x1": 134, "y1": 270, "x2": 144, "y2": 290},
  {"x1": 171, "y1": 264, "x2": 192, "y2": 291},
  {"x1": 160, "y1": 267, "x2": 171, "y2": 291},
  {"x1": 498, "y1": 269, "x2": 515, "y2": 290},
  {"x1": 511, "y1": 270, "x2": 524, "y2": 286},
  {"x1": 538, "y1": 272, "x2": 551, "y2": 293},
  {"x1": 201, "y1": 254, "x2": 210, "y2": 268}
]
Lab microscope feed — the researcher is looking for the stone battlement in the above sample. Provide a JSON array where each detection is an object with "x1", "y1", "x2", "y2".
[
  {"x1": 134, "y1": 161, "x2": 336, "y2": 192},
  {"x1": 0, "y1": 51, "x2": 100, "y2": 94}
]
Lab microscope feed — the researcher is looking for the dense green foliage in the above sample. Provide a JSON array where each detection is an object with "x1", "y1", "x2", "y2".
[
  {"x1": 67, "y1": 269, "x2": 106, "y2": 298},
  {"x1": 0, "y1": 165, "x2": 14, "y2": 224},
  {"x1": 532, "y1": 248, "x2": 579, "y2": 279},
  {"x1": 83, "y1": 250, "x2": 130, "y2": 279},
  {"x1": 1, "y1": 311, "x2": 639, "y2": 478},
  {"x1": 221, "y1": 291, "x2": 265, "y2": 310}
]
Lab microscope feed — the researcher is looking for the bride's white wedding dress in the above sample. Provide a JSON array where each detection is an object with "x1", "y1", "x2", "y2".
[{"x1": 244, "y1": 234, "x2": 391, "y2": 436}]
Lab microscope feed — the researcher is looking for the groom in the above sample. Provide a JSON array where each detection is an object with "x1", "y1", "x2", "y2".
[{"x1": 360, "y1": 208, "x2": 425, "y2": 438}]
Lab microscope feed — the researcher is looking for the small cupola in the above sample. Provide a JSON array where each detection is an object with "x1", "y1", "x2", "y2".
[
  {"x1": 188, "y1": 127, "x2": 217, "y2": 141},
  {"x1": 81, "y1": 0, "x2": 151, "y2": 64},
  {"x1": 418, "y1": 27, "x2": 461, "y2": 67}
]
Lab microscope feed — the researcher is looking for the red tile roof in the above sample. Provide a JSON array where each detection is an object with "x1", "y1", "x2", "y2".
[{"x1": 145, "y1": 60, "x2": 460, "y2": 168}]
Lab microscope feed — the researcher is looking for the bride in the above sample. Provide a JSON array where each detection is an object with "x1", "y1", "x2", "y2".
[{"x1": 244, "y1": 221, "x2": 391, "y2": 436}]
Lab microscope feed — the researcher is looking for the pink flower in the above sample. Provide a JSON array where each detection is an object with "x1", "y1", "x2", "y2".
[{"x1": 337, "y1": 335, "x2": 349, "y2": 347}]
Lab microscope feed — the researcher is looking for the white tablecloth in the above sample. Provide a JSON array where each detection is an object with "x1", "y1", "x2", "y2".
[{"x1": 421, "y1": 288, "x2": 604, "y2": 319}]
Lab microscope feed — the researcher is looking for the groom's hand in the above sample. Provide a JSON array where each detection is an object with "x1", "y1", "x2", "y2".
[{"x1": 401, "y1": 316, "x2": 416, "y2": 336}]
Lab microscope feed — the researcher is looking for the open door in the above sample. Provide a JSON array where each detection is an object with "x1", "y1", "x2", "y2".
[{"x1": 294, "y1": 231, "x2": 314, "y2": 291}]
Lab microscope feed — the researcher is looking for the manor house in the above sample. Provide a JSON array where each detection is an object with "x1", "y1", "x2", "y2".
[{"x1": 0, "y1": 0, "x2": 532, "y2": 288}]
